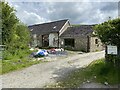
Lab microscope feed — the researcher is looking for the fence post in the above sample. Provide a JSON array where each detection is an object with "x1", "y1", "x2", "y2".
[{"x1": 105, "y1": 45, "x2": 108, "y2": 63}]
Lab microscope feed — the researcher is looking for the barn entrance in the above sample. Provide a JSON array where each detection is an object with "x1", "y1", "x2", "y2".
[
  {"x1": 42, "y1": 34, "x2": 49, "y2": 47},
  {"x1": 64, "y1": 38, "x2": 75, "y2": 47}
]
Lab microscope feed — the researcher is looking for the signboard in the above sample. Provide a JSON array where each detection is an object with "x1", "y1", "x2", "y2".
[{"x1": 107, "y1": 45, "x2": 117, "y2": 55}]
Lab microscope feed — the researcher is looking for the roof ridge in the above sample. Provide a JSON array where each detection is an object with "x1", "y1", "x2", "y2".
[{"x1": 28, "y1": 19, "x2": 69, "y2": 27}]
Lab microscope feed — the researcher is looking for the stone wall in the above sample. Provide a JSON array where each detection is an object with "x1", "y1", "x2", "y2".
[
  {"x1": 89, "y1": 37, "x2": 104, "y2": 52},
  {"x1": 31, "y1": 34, "x2": 37, "y2": 47},
  {"x1": 74, "y1": 37, "x2": 88, "y2": 52},
  {"x1": 49, "y1": 33, "x2": 58, "y2": 47},
  {"x1": 60, "y1": 36, "x2": 88, "y2": 52},
  {"x1": 60, "y1": 36, "x2": 104, "y2": 52},
  {"x1": 37, "y1": 35, "x2": 42, "y2": 47}
]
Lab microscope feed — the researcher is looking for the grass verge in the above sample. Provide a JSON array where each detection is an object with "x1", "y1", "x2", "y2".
[
  {"x1": 1, "y1": 49, "x2": 47, "y2": 75},
  {"x1": 1, "y1": 57, "x2": 44, "y2": 75},
  {"x1": 1, "y1": 50, "x2": 75, "y2": 75},
  {"x1": 1, "y1": 59, "x2": 44, "y2": 75},
  {"x1": 48, "y1": 58, "x2": 120, "y2": 88}
]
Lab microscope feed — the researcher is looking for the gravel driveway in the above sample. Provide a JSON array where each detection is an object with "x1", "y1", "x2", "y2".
[{"x1": 1, "y1": 51, "x2": 105, "y2": 88}]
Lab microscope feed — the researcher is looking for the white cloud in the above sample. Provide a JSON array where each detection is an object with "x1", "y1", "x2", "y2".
[
  {"x1": 18, "y1": 11, "x2": 48, "y2": 25},
  {"x1": 8, "y1": 2, "x2": 118, "y2": 25},
  {"x1": 6, "y1": 0, "x2": 120, "y2": 2}
]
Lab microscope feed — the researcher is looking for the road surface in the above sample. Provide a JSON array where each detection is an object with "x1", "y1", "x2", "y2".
[{"x1": 1, "y1": 51, "x2": 105, "y2": 88}]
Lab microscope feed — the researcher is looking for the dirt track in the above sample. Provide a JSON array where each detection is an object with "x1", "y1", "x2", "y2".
[{"x1": 1, "y1": 51, "x2": 105, "y2": 88}]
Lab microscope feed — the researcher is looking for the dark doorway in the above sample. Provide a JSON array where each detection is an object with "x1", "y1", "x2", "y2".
[
  {"x1": 87, "y1": 36, "x2": 90, "y2": 52},
  {"x1": 42, "y1": 34, "x2": 49, "y2": 47},
  {"x1": 64, "y1": 38, "x2": 75, "y2": 47}
]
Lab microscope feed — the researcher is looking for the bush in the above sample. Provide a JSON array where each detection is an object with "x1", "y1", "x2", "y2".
[
  {"x1": 3, "y1": 50, "x2": 13, "y2": 60},
  {"x1": 105, "y1": 54, "x2": 120, "y2": 67}
]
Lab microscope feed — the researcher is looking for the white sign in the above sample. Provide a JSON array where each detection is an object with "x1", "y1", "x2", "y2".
[{"x1": 107, "y1": 45, "x2": 117, "y2": 55}]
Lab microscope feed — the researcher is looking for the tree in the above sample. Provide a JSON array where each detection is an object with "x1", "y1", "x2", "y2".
[
  {"x1": 1, "y1": 1, "x2": 30, "y2": 58},
  {"x1": 13, "y1": 23, "x2": 30, "y2": 49},
  {"x1": 1, "y1": 2, "x2": 19, "y2": 47},
  {"x1": 94, "y1": 18, "x2": 120, "y2": 46},
  {"x1": 94, "y1": 18, "x2": 120, "y2": 66}
]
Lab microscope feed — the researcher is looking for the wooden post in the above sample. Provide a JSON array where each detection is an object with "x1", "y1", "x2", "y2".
[
  {"x1": 105, "y1": 45, "x2": 118, "y2": 65},
  {"x1": 117, "y1": 46, "x2": 119, "y2": 55},
  {"x1": 105, "y1": 45, "x2": 108, "y2": 63},
  {"x1": 117, "y1": 46, "x2": 120, "y2": 67}
]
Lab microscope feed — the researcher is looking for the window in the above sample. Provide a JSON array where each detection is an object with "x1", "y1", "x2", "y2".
[
  {"x1": 64, "y1": 39, "x2": 75, "y2": 47},
  {"x1": 42, "y1": 34, "x2": 49, "y2": 47},
  {"x1": 95, "y1": 39, "x2": 98, "y2": 44}
]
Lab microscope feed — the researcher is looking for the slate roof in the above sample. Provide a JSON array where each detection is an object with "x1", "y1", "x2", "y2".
[
  {"x1": 60, "y1": 25, "x2": 95, "y2": 37},
  {"x1": 28, "y1": 19, "x2": 69, "y2": 35}
]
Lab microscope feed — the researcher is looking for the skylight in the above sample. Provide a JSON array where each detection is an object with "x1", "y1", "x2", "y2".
[{"x1": 53, "y1": 26, "x2": 57, "y2": 29}]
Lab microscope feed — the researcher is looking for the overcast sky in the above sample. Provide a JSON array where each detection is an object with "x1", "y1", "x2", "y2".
[{"x1": 7, "y1": 0, "x2": 119, "y2": 25}]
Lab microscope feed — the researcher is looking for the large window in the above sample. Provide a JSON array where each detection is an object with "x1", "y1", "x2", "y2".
[
  {"x1": 64, "y1": 38, "x2": 75, "y2": 47},
  {"x1": 42, "y1": 34, "x2": 49, "y2": 47}
]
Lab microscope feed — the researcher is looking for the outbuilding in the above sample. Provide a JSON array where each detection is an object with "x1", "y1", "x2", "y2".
[{"x1": 28, "y1": 19, "x2": 104, "y2": 52}]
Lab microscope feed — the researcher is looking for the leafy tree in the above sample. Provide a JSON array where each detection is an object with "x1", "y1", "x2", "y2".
[
  {"x1": 1, "y1": 2, "x2": 19, "y2": 47},
  {"x1": 13, "y1": 23, "x2": 30, "y2": 49},
  {"x1": 0, "y1": 2, "x2": 2, "y2": 45},
  {"x1": 94, "y1": 18, "x2": 120, "y2": 46},
  {"x1": 94, "y1": 18, "x2": 120, "y2": 65},
  {"x1": 1, "y1": 1, "x2": 30, "y2": 59}
]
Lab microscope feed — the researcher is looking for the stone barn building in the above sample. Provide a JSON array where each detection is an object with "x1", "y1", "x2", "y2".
[{"x1": 28, "y1": 19, "x2": 104, "y2": 52}]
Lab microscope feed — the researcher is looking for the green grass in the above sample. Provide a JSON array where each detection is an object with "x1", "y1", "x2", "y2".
[
  {"x1": 1, "y1": 49, "x2": 77, "y2": 75},
  {"x1": 0, "y1": 60, "x2": 2, "y2": 74},
  {"x1": 1, "y1": 49, "x2": 46, "y2": 74},
  {"x1": 1, "y1": 57, "x2": 44, "y2": 74},
  {"x1": 48, "y1": 59, "x2": 120, "y2": 88}
]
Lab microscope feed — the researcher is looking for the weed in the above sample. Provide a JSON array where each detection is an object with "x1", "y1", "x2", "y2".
[{"x1": 48, "y1": 58, "x2": 120, "y2": 88}]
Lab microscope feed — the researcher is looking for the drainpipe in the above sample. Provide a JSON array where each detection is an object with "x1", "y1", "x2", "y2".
[
  {"x1": 87, "y1": 36, "x2": 90, "y2": 52},
  {"x1": 58, "y1": 32, "x2": 60, "y2": 48}
]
